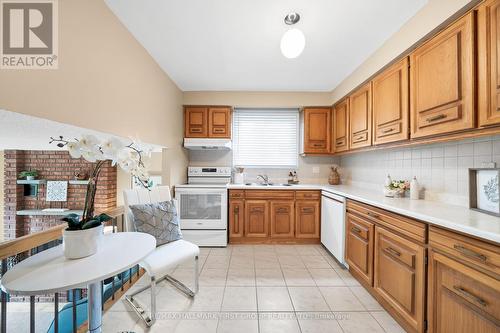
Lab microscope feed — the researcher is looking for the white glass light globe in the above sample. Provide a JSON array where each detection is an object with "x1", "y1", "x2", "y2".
[{"x1": 280, "y1": 28, "x2": 305, "y2": 59}]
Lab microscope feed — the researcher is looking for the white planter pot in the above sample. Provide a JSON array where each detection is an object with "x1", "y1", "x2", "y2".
[
  {"x1": 63, "y1": 224, "x2": 103, "y2": 259},
  {"x1": 26, "y1": 176, "x2": 35, "y2": 180}
]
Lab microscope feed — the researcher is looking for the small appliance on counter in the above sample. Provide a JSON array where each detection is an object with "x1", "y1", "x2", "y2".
[
  {"x1": 233, "y1": 167, "x2": 245, "y2": 184},
  {"x1": 175, "y1": 166, "x2": 231, "y2": 247}
]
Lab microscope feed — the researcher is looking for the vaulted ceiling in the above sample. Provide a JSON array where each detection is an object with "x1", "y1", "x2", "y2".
[{"x1": 105, "y1": 0, "x2": 427, "y2": 91}]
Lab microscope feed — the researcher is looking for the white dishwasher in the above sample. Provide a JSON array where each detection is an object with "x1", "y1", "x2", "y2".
[{"x1": 321, "y1": 191, "x2": 346, "y2": 267}]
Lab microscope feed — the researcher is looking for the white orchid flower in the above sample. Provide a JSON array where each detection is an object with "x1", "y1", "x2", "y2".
[
  {"x1": 67, "y1": 141, "x2": 82, "y2": 159},
  {"x1": 79, "y1": 134, "x2": 100, "y2": 152},
  {"x1": 81, "y1": 150, "x2": 98, "y2": 163},
  {"x1": 101, "y1": 137, "x2": 125, "y2": 162}
]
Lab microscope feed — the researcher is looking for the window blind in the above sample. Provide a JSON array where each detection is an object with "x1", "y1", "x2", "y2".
[{"x1": 233, "y1": 108, "x2": 299, "y2": 168}]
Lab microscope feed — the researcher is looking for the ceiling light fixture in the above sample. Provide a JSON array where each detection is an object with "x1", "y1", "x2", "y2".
[{"x1": 280, "y1": 12, "x2": 305, "y2": 59}]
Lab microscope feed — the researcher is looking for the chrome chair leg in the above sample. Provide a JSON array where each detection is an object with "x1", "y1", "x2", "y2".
[{"x1": 125, "y1": 257, "x2": 199, "y2": 326}]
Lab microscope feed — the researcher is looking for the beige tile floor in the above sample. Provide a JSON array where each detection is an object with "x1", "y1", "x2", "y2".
[{"x1": 105, "y1": 244, "x2": 406, "y2": 333}]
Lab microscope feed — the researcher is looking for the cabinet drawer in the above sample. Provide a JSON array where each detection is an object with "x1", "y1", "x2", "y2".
[
  {"x1": 347, "y1": 200, "x2": 426, "y2": 243},
  {"x1": 295, "y1": 190, "x2": 321, "y2": 200},
  {"x1": 376, "y1": 123, "x2": 402, "y2": 140},
  {"x1": 430, "y1": 226, "x2": 500, "y2": 277},
  {"x1": 441, "y1": 259, "x2": 500, "y2": 321},
  {"x1": 378, "y1": 232, "x2": 417, "y2": 268},
  {"x1": 347, "y1": 218, "x2": 369, "y2": 241},
  {"x1": 229, "y1": 190, "x2": 245, "y2": 199},
  {"x1": 245, "y1": 190, "x2": 295, "y2": 200}
]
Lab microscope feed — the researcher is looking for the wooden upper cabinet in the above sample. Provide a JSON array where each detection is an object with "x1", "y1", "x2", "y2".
[
  {"x1": 332, "y1": 98, "x2": 349, "y2": 153},
  {"x1": 410, "y1": 13, "x2": 475, "y2": 138},
  {"x1": 208, "y1": 107, "x2": 232, "y2": 138},
  {"x1": 302, "y1": 107, "x2": 331, "y2": 154},
  {"x1": 270, "y1": 201, "x2": 295, "y2": 238},
  {"x1": 374, "y1": 227, "x2": 425, "y2": 333},
  {"x1": 184, "y1": 106, "x2": 231, "y2": 138},
  {"x1": 478, "y1": 0, "x2": 500, "y2": 127},
  {"x1": 244, "y1": 200, "x2": 269, "y2": 238},
  {"x1": 372, "y1": 58, "x2": 410, "y2": 145},
  {"x1": 349, "y1": 83, "x2": 372, "y2": 149},
  {"x1": 295, "y1": 200, "x2": 320, "y2": 239},
  {"x1": 185, "y1": 107, "x2": 208, "y2": 137}
]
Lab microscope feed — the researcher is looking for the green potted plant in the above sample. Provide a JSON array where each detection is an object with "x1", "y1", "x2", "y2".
[
  {"x1": 18, "y1": 170, "x2": 38, "y2": 181},
  {"x1": 50, "y1": 135, "x2": 151, "y2": 259}
]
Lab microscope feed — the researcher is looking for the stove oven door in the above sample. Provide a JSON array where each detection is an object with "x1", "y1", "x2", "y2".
[{"x1": 174, "y1": 187, "x2": 227, "y2": 230}]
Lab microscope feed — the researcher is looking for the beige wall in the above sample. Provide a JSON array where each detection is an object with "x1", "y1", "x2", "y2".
[
  {"x1": 184, "y1": 91, "x2": 332, "y2": 107},
  {"x1": 330, "y1": 0, "x2": 475, "y2": 104},
  {"x1": 0, "y1": 0, "x2": 187, "y2": 189},
  {"x1": 0, "y1": 151, "x2": 3, "y2": 241}
]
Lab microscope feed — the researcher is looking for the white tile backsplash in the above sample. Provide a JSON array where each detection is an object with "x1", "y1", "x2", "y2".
[{"x1": 340, "y1": 135, "x2": 500, "y2": 207}]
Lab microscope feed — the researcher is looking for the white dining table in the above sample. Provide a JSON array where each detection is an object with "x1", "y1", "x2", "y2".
[{"x1": 1, "y1": 232, "x2": 156, "y2": 333}]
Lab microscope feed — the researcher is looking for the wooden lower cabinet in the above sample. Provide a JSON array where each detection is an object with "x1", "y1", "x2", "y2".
[
  {"x1": 229, "y1": 199, "x2": 244, "y2": 239},
  {"x1": 270, "y1": 201, "x2": 295, "y2": 238},
  {"x1": 244, "y1": 200, "x2": 269, "y2": 238},
  {"x1": 428, "y1": 250, "x2": 500, "y2": 333},
  {"x1": 229, "y1": 190, "x2": 320, "y2": 243},
  {"x1": 345, "y1": 212, "x2": 374, "y2": 286},
  {"x1": 295, "y1": 200, "x2": 320, "y2": 239},
  {"x1": 374, "y1": 226, "x2": 425, "y2": 333}
]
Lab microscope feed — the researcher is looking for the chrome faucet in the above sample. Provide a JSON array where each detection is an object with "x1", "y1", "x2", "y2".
[{"x1": 257, "y1": 174, "x2": 270, "y2": 185}]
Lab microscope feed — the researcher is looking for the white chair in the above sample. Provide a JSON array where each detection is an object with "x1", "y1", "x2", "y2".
[{"x1": 123, "y1": 186, "x2": 200, "y2": 326}]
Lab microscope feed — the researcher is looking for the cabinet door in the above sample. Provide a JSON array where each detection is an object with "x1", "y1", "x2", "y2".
[
  {"x1": 303, "y1": 108, "x2": 331, "y2": 153},
  {"x1": 372, "y1": 58, "x2": 410, "y2": 145},
  {"x1": 229, "y1": 199, "x2": 244, "y2": 239},
  {"x1": 208, "y1": 107, "x2": 231, "y2": 138},
  {"x1": 244, "y1": 200, "x2": 269, "y2": 238},
  {"x1": 410, "y1": 13, "x2": 474, "y2": 138},
  {"x1": 295, "y1": 200, "x2": 320, "y2": 239},
  {"x1": 185, "y1": 107, "x2": 208, "y2": 137},
  {"x1": 349, "y1": 83, "x2": 372, "y2": 149},
  {"x1": 374, "y1": 227, "x2": 425, "y2": 333},
  {"x1": 270, "y1": 201, "x2": 295, "y2": 238},
  {"x1": 345, "y1": 213, "x2": 374, "y2": 286},
  {"x1": 478, "y1": 0, "x2": 500, "y2": 127},
  {"x1": 332, "y1": 98, "x2": 349, "y2": 153},
  {"x1": 428, "y1": 250, "x2": 500, "y2": 333}
]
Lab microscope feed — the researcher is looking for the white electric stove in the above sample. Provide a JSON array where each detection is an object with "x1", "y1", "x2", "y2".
[{"x1": 174, "y1": 167, "x2": 231, "y2": 247}]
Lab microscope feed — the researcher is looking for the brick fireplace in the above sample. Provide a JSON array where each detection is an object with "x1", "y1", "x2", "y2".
[{"x1": 3, "y1": 150, "x2": 117, "y2": 240}]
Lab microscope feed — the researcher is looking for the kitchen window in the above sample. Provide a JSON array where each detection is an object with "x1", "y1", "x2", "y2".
[{"x1": 232, "y1": 108, "x2": 299, "y2": 168}]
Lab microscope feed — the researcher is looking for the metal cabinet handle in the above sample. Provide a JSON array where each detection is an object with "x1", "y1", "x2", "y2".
[
  {"x1": 453, "y1": 286, "x2": 487, "y2": 307},
  {"x1": 453, "y1": 244, "x2": 487, "y2": 262},
  {"x1": 251, "y1": 208, "x2": 264, "y2": 213},
  {"x1": 426, "y1": 114, "x2": 447, "y2": 122},
  {"x1": 312, "y1": 143, "x2": 324, "y2": 147},
  {"x1": 277, "y1": 208, "x2": 288, "y2": 213},
  {"x1": 336, "y1": 140, "x2": 345, "y2": 146},
  {"x1": 351, "y1": 226, "x2": 361, "y2": 234},
  {"x1": 367, "y1": 211, "x2": 380, "y2": 219},
  {"x1": 213, "y1": 128, "x2": 225, "y2": 133},
  {"x1": 190, "y1": 128, "x2": 202, "y2": 133},
  {"x1": 301, "y1": 208, "x2": 314, "y2": 213},
  {"x1": 385, "y1": 247, "x2": 401, "y2": 257},
  {"x1": 234, "y1": 206, "x2": 239, "y2": 234},
  {"x1": 354, "y1": 136, "x2": 364, "y2": 141},
  {"x1": 382, "y1": 128, "x2": 394, "y2": 133}
]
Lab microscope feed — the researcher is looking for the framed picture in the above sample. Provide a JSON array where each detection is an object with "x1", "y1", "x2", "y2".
[{"x1": 469, "y1": 168, "x2": 500, "y2": 216}]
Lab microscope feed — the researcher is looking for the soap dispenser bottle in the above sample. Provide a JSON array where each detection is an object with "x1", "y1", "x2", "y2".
[{"x1": 410, "y1": 176, "x2": 419, "y2": 200}]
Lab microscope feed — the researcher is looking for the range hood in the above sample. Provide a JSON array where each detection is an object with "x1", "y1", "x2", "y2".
[{"x1": 183, "y1": 138, "x2": 232, "y2": 150}]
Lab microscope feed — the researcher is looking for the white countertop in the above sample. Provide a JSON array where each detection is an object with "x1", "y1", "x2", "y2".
[{"x1": 227, "y1": 183, "x2": 500, "y2": 244}]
